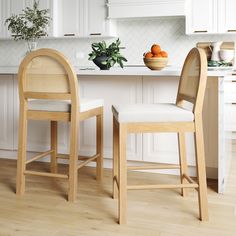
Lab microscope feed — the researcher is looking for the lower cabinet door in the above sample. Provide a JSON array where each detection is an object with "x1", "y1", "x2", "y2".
[{"x1": 0, "y1": 75, "x2": 14, "y2": 150}]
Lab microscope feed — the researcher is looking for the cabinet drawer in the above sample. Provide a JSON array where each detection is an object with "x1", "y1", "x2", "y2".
[
  {"x1": 225, "y1": 104, "x2": 236, "y2": 131},
  {"x1": 224, "y1": 81, "x2": 236, "y2": 103}
]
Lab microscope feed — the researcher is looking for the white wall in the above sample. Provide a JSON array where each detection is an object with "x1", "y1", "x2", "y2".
[{"x1": 1, "y1": 17, "x2": 236, "y2": 67}]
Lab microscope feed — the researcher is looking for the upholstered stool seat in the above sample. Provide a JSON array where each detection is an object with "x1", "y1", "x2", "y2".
[
  {"x1": 28, "y1": 98, "x2": 104, "y2": 112},
  {"x1": 112, "y1": 103, "x2": 194, "y2": 123}
]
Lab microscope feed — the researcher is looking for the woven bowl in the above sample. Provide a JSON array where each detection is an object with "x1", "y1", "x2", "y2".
[{"x1": 143, "y1": 57, "x2": 168, "y2": 70}]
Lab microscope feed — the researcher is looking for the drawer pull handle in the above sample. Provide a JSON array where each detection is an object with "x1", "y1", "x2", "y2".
[
  {"x1": 64, "y1": 33, "x2": 75, "y2": 36},
  {"x1": 90, "y1": 33, "x2": 102, "y2": 36},
  {"x1": 228, "y1": 30, "x2": 236, "y2": 32},
  {"x1": 194, "y1": 30, "x2": 208, "y2": 33}
]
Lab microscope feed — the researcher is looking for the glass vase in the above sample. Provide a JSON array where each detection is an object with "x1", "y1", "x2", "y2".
[{"x1": 26, "y1": 40, "x2": 38, "y2": 53}]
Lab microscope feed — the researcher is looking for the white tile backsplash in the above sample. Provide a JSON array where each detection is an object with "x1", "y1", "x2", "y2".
[{"x1": 1, "y1": 17, "x2": 236, "y2": 67}]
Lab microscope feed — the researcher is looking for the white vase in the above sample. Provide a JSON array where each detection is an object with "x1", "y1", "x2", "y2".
[{"x1": 211, "y1": 42, "x2": 223, "y2": 62}]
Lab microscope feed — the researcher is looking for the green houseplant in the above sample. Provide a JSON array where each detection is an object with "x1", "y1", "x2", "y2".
[
  {"x1": 5, "y1": 0, "x2": 50, "y2": 52},
  {"x1": 88, "y1": 39, "x2": 127, "y2": 70}
]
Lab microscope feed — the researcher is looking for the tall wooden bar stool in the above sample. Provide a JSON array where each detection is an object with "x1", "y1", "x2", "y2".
[
  {"x1": 16, "y1": 48, "x2": 103, "y2": 202},
  {"x1": 112, "y1": 47, "x2": 208, "y2": 224}
]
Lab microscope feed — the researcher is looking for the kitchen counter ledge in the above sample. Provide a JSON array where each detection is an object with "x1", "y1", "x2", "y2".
[{"x1": 0, "y1": 66, "x2": 234, "y2": 77}]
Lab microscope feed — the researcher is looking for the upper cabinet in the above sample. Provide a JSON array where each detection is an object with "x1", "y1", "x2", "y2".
[
  {"x1": 218, "y1": 0, "x2": 236, "y2": 33},
  {"x1": 0, "y1": 0, "x2": 27, "y2": 38},
  {"x1": 186, "y1": 0, "x2": 236, "y2": 34},
  {"x1": 33, "y1": 0, "x2": 55, "y2": 37},
  {"x1": 55, "y1": 0, "x2": 83, "y2": 37},
  {"x1": 0, "y1": 1, "x2": 4, "y2": 37},
  {"x1": 107, "y1": 0, "x2": 186, "y2": 19},
  {"x1": 0, "y1": 0, "x2": 55, "y2": 38},
  {"x1": 55, "y1": 0, "x2": 116, "y2": 38},
  {"x1": 84, "y1": 0, "x2": 116, "y2": 37},
  {"x1": 185, "y1": 0, "x2": 217, "y2": 34},
  {"x1": 0, "y1": 0, "x2": 116, "y2": 39}
]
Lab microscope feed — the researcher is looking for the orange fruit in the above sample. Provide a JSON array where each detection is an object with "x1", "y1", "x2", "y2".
[
  {"x1": 160, "y1": 51, "x2": 168, "y2": 58},
  {"x1": 144, "y1": 52, "x2": 153, "y2": 58},
  {"x1": 153, "y1": 53, "x2": 162, "y2": 58},
  {"x1": 151, "y1": 44, "x2": 161, "y2": 55}
]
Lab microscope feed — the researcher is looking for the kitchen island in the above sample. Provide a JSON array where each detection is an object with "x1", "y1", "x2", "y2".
[{"x1": 0, "y1": 65, "x2": 234, "y2": 193}]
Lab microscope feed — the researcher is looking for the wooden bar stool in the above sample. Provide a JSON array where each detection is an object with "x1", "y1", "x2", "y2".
[
  {"x1": 112, "y1": 47, "x2": 208, "y2": 224},
  {"x1": 16, "y1": 48, "x2": 103, "y2": 202}
]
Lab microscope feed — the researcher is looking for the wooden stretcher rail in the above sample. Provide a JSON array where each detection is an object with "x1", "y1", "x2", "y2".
[{"x1": 26, "y1": 150, "x2": 53, "y2": 164}]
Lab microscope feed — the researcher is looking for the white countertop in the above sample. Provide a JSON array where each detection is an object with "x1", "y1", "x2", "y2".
[{"x1": 0, "y1": 65, "x2": 234, "y2": 77}]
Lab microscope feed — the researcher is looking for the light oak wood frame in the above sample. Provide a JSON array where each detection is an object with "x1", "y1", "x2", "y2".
[
  {"x1": 16, "y1": 48, "x2": 103, "y2": 202},
  {"x1": 112, "y1": 48, "x2": 208, "y2": 224}
]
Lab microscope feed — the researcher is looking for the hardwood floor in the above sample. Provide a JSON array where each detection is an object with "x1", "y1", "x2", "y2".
[{"x1": 0, "y1": 157, "x2": 235, "y2": 236}]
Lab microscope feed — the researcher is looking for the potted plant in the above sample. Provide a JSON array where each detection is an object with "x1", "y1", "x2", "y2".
[
  {"x1": 5, "y1": 0, "x2": 50, "y2": 52},
  {"x1": 88, "y1": 39, "x2": 127, "y2": 70}
]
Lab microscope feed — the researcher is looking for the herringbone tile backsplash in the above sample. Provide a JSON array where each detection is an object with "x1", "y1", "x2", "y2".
[{"x1": 1, "y1": 18, "x2": 236, "y2": 67}]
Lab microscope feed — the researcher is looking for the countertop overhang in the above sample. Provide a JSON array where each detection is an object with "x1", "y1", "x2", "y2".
[{"x1": 0, "y1": 66, "x2": 234, "y2": 77}]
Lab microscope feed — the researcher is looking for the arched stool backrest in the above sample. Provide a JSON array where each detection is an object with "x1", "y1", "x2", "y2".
[
  {"x1": 18, "y1": 48, "x2": 79, "y2": 114},
  {"x1": 176, "y1": 47, "x2": 207, "y2": 115}
]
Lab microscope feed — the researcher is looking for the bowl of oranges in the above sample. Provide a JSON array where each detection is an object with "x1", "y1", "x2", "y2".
[{"x1": 143, "y1": 44, "x2": 168, "y2": 70}]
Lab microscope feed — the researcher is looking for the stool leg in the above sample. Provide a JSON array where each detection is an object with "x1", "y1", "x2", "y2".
[
  {"x1": 16, "y1": 105, "x2": 28, "y2": 195},
  {"x1": 118, "y1": 124, "x2": 127, "y2": 224},
  {"x1": 194, "y1": 118, "x2": 209, "y2": 221},
  {"x1": 113, "y1": 117, "x2": 119, "y2": 199},
  {"x1": 68, "y1": 115, "x2": 78, "y2": 202},
  {"x1": 178, "y1": 132, "x2": 188, "y2": 197},
  {"x1": 96, "y1": 112, "x2": 103, "y2": 181},
  {"x1": 50, "y1": 121, "x2": 58, "y2": 173}
]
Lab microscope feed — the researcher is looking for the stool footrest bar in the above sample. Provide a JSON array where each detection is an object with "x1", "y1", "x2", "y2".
[
  {"x1": 57, "y1": 153, "x2": 98, "y2": 161},
  {"x1": 24, "y1": 170, "x2": 68, "y2": 179},
  {"x1": 183, "y1": 174, "x2": 196, "y2": 184},
  {"x1": 127, "y1": 164, "x2": 180, "y2": 171},
  {"x1": 77, "y1": 154, "x2": 99, "y2": 170},
  {"x1": 127, "y1": 183, "x2": 199, "y2": 190},
  {"x1": 26, "y1": 150, "x2": 53, "y2": 164}
]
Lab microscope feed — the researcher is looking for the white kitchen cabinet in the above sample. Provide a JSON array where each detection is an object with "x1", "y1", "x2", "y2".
[
  {"x1": 0, "y1": 0, "x2": 116, "y2": 39},
  {"x1": 26, "y1": 0, "x2": 55, "y2": 37},
  {"x1": 84, "y1": 0, "x2": 116, "y2": 37},
  {"x1": 223, "y1": 76, "x2": 236, "y2": 134},
  {"x1": 186, "y1": 0, "x2": 236, "y2": 34},
  {"x1": 0, "y1": 75, "x2": 14, "y2": 150},
  {"x1": 55, "y1": 0, "x2": 83, "y2": 37},
  {"x1": 0, "y1": 0, "x2": 55, "y2": 38},
  {"x1": 185, "y1": 0, "x2": 217, "y2": 34},
  {"x1": 55, "y1": 0, "x2": 116, "y2": 38},
  {"x1": 0, "y1": 1, "x2": 4, "y2": 37},
  {"x1": 0, "y1": 0, "x2": 27, "y2": 38},
  {"x1": 218, "y1": 0, "x2": 236, "y2": 33}
]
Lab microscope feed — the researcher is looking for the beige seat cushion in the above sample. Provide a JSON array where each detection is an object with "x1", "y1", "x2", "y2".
[
  {"x1": 112, "y1": 103, "x2": 194, "y2": 123},
  {"x1": 28, "y1": 98, "x2": 103, "y2": 113}
]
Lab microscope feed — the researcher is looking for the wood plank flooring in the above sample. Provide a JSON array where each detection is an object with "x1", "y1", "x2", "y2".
[{"x1": 0, "y1": 157, "x2": 235, "y2": 236}]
